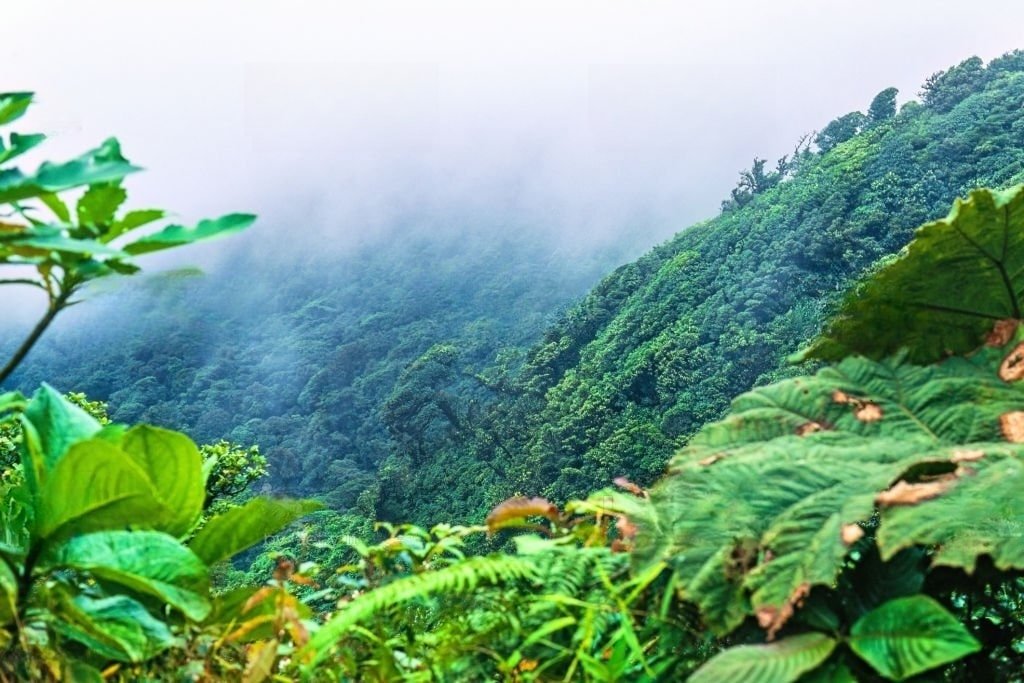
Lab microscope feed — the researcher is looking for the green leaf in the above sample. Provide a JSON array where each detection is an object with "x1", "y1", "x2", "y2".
[
  {"x1": 77, "y1": 184, "x2": 127, "y2": 226},
  {"x1": 123, "y1": 213, "x2": 256, "y2": 255},
  {"x1": 54, "y1": 593, "x2": 175, "y2": 663},
  {"x1": 0, "y1": 92, "x2": 33, "y2": 126},
  {"x1": 0, "y1": 132, "x2": 45, "y2": 165},
  {"x1": 4, "y1": 228, "x2": 130, "y2": 257},
  {"x1": 189, "y1": 497, "x2": 322, "y2": 566},
  {"x1": 0, "y1": 138, "x2": 139, "y2": 204},
  {"x1": 689, "y1": 633, "x2": 837, "y2": 683},
  {"x1": 103, "y1": 208, "x2": 165, "y2": 243},
  {"x1": 848, "y1": 595, "x2": 980, "y2": 680},
  {"x1": 36, "y1": 438, "x2": 165, "y2": 540},
  {"x1": 122, "y1": 426, "x2": 204, "y2": 537},
  {"x1": 801, "y1": 185, "x2": 1024, "y2": 363},
  {"x1": 877, "y1": 454, "x2": 1024, "y2": 572},
  {"x1": 19, "y1": 384, "x2": 101, "y2": 495},
  {"x1": 635, "y1": 337, "x2": 1024, "y2": 634},
  {"x1": 43, "y1": 530, "x2": 210, "y2": 620},
  {"x1": 38, "y1": 192, "x2": 70, "y2": 222},
  {"x1": 0, "y1": 555, "x2": 16, "y2": 625}
]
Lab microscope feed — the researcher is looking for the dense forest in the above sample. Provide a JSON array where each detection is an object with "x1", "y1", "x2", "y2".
[{"x1": 3, "y1": 51, "x2": 1024, "y2": 681}]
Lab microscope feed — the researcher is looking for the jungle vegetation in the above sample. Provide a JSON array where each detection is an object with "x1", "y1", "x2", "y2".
[{"x1": 2, "y1": 53, "x2": 1024, "y2": 681}]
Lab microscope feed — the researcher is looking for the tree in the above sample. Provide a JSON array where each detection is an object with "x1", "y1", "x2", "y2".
[
  {"x1": 868, "y1": 86, "x2": 898, "y2": 124},
  {"x1": 815, "y1": 111, "x2": 866, "y2": 152},
  {"x1": 920, "y1": 56, "x2": 987, "y2": 112},
  {"x1": 0, "y1": 92, "x2": 255, "y2": 386}
]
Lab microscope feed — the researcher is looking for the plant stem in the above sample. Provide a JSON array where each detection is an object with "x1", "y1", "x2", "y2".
[{"x1": 0, "y1": 291, "x2": 69, "y2": 387}]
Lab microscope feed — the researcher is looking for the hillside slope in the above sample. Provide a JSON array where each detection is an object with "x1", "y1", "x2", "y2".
[{"x1": 375, "y1": 52, "x2": 1024, "y2": 523}]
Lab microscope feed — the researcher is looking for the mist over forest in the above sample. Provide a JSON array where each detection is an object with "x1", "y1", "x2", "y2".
[{"x1": 5, "y1": 3, "x2": 1024, "y2": 681}]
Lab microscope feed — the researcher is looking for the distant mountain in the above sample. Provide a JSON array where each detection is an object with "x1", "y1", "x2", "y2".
[{"x1": 372, "y1": 51, "x2": 1024, "y2": 523}]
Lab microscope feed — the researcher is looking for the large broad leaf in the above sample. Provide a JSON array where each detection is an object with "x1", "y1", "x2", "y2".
[
  {"x1": 43, "y1": 530, "x2": 210, "y2": 620},
  {"x1": 848, "y1": 595, "x2": 980, "y2": 680},
  {"x1": 635, "y1": 335, "x2": 1024, "y2": 634},
  {"x1": 688, "y1": 633, "x2": 837, "y2": 683},
  {"x1": 36, "y1": 438, "x2": 166, "y2": 540},
  {"x1": 189, "y1": 497, "x2": 323, "y2": 566},
  {"x1": 123, "y1": 213, "x2": 256, "y2": 255},
  {"x1": 801, "y1": 185, "x2": 1024, "y2": 363},
  {"x1": 54, "y1": 593, "x2": 175, "y2": 663},
  {"x1": 19, "y1": 384, "x2": 102, "y2": 495},
  {"x1": 877, "y1": 453, "x2": 1024, "y2": 572},
  {"x1": 121, "y1": 425, "x2": 205, "y2": 537}
]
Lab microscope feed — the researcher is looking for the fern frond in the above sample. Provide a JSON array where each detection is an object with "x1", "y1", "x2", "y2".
[{"x1": 300, "y1": 554, "x2": 537, "y2": 668}]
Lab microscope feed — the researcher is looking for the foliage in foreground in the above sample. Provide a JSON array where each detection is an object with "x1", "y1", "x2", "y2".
[{"x1": 279, "y1": 187, "x2": 1024, "y2": 681}]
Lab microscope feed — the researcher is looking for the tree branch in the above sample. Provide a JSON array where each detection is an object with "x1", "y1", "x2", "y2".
[{"x1": 0, "y1": 290, "x2": 70, "y2": 386}]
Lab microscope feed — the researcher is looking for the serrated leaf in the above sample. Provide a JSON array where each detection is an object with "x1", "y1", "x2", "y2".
[
  {"x1": 689, "y1": 632, "x2": 837, "y2": 683},
  {"x1": 801, "y1": 185, "x2": 1024, "y2": 363},
  {"x1": 189, "y1": 497, "x2": 322, "y2": 566},
  {"x1": 77, "y1": 184, "x2": 127, "y2": 226},
  {"x1": 848, "y1": 595, "x2": 980, "y2": 680},
  {"x1": 121, "y1": 425, "x2": 204, "y2": 537},
  {"x1": 635, "y1": 337, "x2": 1024, "y2": 634},
  {"x1": 43, "y1": 530, "x2": 210, "y2": 620},
  {"x1": 123, "y1": 213, "x2": 255, "y2": 255},
  {"x1": 877, "y1": 454, "x2": 1024, "y2": 571}
]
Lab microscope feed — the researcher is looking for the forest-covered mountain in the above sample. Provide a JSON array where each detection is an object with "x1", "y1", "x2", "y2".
[
  {"x1": 9, "y1": 53, "x2": 1024, "y2": 531},
  {"x1": 6, "y1": 224, "x2": 641, "y2": 511},
  {"x1": 370, "y1": 52, "x2": 1024, "y2": 523},
  {"x1": 7, "y1": 51, "x2": 1024, "y2": 681}
]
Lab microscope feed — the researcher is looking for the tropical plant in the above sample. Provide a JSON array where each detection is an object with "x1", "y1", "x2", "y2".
[
  {"x1": 293, "y1": 487, "x2": 711, "y2": 681},
  {"x1": 633, "y1": 185, "x2": 1024, "y2": 680},
  {"x1": 0, "y1": 91, "x2": 254, "y2": 386},
  {"x1": 0, "y1": 386, "x2": 320, "y2": 679},
  {"x1": 0, "y1": 91, "x2": 322, "y2": 680}
]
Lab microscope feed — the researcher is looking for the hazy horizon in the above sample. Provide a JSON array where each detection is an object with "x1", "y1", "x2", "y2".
[{"x1": 4, "y1": 1, "x2": 1024, "y2": 323}]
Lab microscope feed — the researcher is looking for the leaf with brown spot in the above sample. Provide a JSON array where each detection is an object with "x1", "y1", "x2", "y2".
[
  {"x1": 699, "y1": 454, "x2": 723, "y2": 466},
  {"x1": 999, "y1": 342, "x2": 1024, "y2": 381},
  {"x1": 1000, "y1": 411, "x2": 1024, "y2": 443},
  {"x1": 615, "y1": 514, "x2": 638, "y2": 542},
  {"x1": 841, "y1": 524, "x2": 865, "y2": 545},
  {"x1": 950, "y1": 449, "x2": 985, "y2": 463},
  {"x1": 876, "y1": 479, "x2": 953, "y2": 507},
  {"x1": 795, "y1": 422, "x2": 824, "y2": 436},
  {"x1": 613, "y1": 476, "x2": 647, "y2": 497},
  {"x1": 855, "y1": 403, "x2": 883, "y2": 422},
  {"x1": 757, "y1": 583, "x2": 810, "y2": 640},
  {"x1": 987, "y1": 319, "x2": 1020, "y2": 347},
  {"x1": 485, "y1": 496, "x2": 560, "y2": 533},
  {"x1": 831, "y1": 390, "x2": 852, "y2": 404}
]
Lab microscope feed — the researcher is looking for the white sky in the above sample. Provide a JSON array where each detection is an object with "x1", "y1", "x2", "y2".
[{"x1": 3, "y1": 1, "x2": 1024, "y2": 266}]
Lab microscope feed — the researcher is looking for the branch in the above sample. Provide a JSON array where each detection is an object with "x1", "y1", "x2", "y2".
[
  {"x1": 0, "y1": 279, "x2": 45, "y2": 290},
  {"x1": 0, "y1": 290, "x2": 70, "y2": 386}
]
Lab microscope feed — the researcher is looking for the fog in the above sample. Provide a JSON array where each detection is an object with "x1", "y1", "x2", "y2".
[{"x1": 3, "y1": 0, "x2": 1024, "y2": 324}]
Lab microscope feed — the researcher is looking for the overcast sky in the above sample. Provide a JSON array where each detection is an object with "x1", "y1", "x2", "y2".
[{"x1": 3, "y1": 1, "x2": 1024, "y2": 276}]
